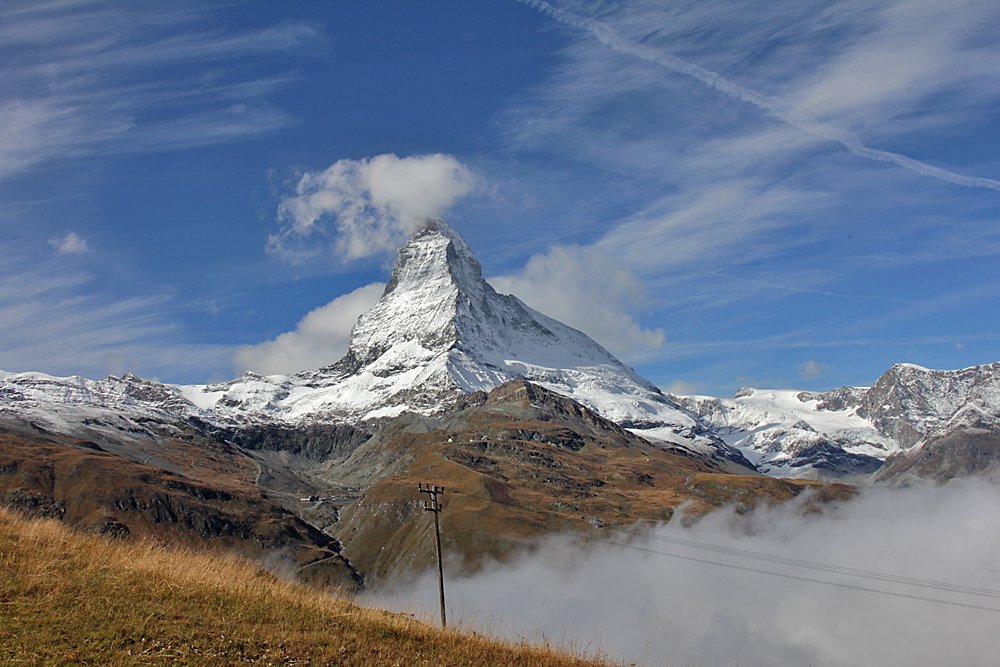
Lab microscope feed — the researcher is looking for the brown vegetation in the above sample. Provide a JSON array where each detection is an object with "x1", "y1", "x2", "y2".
[
  {"x1": 0, "y1": 505, "x2": 612, "y2": 666},
  {"x1": 335, "y1": 381, "x2": 856, "y2": 585}
]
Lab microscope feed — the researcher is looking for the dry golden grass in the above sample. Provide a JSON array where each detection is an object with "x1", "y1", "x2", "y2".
[{"x1": 0, "y1": 506, "x2": 613, "y2": 666}]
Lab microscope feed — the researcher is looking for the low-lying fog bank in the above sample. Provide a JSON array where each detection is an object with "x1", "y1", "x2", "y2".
[{"x1": 366, "y1": 481, "x2": 1000, "y2": 666}]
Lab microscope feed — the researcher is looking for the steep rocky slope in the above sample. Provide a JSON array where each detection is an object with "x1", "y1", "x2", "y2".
[
  {"x1": 0, "y1": 424, "x2": 362, "y2": 590},
  {"x1": 857, "y1": 362, "x2": 1000, "y2": 447},
  {"x1": 875, "y1": 404, "x2": 1000, "y2": 485}
]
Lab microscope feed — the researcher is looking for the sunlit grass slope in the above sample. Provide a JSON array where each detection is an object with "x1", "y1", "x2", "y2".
[{"x1": 0, "y1": 506, "x2": 611, "y2": 666}]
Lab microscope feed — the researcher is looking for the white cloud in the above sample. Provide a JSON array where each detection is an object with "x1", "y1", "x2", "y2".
[
  {"x1": 49, "y1": 231, "x2": 88, "y2": 255},
  {"x1": 490, "y1": 245, "x2": 664, "y2": 363},
  {"x1": 0, "y1": 3, "x2": 318, "y2": 179},
  {"x1": 519, "y1": 0, "x2": 1000, "y2": 191},
  {"x1": 787, "y1": 0, "x2": 1000, "y2": 127},
  {"x1": 234, "y1": 282, "x2": 384, "y2": 375},
  {"x1": 487, "y1": 178, "x2": 827, "y2": 365},
  {"x1": 0, "y1": 246, "x2": 230, "y2": 379},
  {"x1": 375, "y1": 481, "x2": 1000, "y2": 667},
  {"x1": 664, "y1": 379, "x2": 701, "y2": 396},
  {"x1": 269, "y1": 154, "x2": 477, "y2": 262},
  {"x1": 596, "y1": 180, "x2": 820, "y2": 273},
  {"x1": 800, "y1": 359, "x2": 827, "y2": 378}
]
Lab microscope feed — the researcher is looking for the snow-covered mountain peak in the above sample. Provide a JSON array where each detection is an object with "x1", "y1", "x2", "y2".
[
  {"x1": 336, "y1": 220, "x2": 636, "y2": 385},
  {"x1": 208, "y1": 221, "x2": 744, "y2": 462},
  {"x1": 383, "y1": 218, "x2": 483, "y2": 297},
  {"x1": 324, "y1": 221, "x2": 701, "y2": 429},
  {"x1": 343, "y1": 219, "x2": 483, "y2": 367}
]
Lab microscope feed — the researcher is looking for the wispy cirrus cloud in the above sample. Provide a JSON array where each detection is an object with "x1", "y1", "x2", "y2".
[
  {"x1": 495, "y1": 0, "x2": 1000, "y2": 383},
  {"x1": 517, "y1": 0, "x2": 1000, "y2": 189},
  {"x1": 0, "y1": 244, "x2": 231, "y2": 379},
  {"x1": 0, "y1": 0, "x2": 321, "y2": 179},
  {"x1": 48, "y1": 231, "x2": 88, "y2": 255}
]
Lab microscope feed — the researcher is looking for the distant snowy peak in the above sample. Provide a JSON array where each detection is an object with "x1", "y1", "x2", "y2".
[
  {"x1": 0, "y1": 370, "x2": 199, "y2": 442},
  {"x1": 678, "y1": 388, "x2": 891, "y2": 479},
  {"x1": 858, "y1": 362, "x2": 1000, "y2": 447},
  {"x1": 678, "y1": 362, "x2": 1000, "y2": 481}
]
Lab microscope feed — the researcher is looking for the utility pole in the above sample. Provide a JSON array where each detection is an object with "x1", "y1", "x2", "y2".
[{"x1": 418, "y1": 483, "x2": 446, "y2": 628}]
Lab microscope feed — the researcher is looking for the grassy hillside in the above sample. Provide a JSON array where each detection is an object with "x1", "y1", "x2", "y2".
[{"x1": 0, "y1": 506, "x2": 610, "y2": 666}]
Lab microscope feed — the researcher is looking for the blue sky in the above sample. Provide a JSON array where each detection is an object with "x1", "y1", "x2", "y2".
[{"x1": 3, "y1": 0, "x2": 999, "y2": 396}]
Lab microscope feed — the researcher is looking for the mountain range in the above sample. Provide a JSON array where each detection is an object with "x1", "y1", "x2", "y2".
[
  {"x1": 2, "y1": 220, "x2": 998, "y2": 584},
  {"x1": 3, "y1": 220, "x2": 997, "y2": 483}
]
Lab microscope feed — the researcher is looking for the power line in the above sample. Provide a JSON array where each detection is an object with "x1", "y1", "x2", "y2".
[
  {"x1": 640, "y1": 532, "x2": 1000, "y2": 600},
  {"x1": 438, "y1": 486, "x2": 1000, "y2": 613},
  {"x1": 343, "y1": 486, "x2": 1000, "y2": 613},
  {"x1": 584, "y1": 536, "x2": 1000, "y2": 615}
]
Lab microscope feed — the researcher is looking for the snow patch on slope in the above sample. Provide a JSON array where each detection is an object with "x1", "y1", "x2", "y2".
[{"x1": 679, "y1": 388, "x2": 893, "y2": 479}]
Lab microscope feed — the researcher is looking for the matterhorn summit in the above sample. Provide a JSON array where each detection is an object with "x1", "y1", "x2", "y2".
[
  {"x1": 215, "y1": 221, "x2": 716, "y2": 440},
  {"x1": 309, "y1": 220, "x2": 721, "y2": 444}
]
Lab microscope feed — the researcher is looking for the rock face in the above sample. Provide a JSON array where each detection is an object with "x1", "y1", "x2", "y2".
[
  {"x1": 864, "y1": 364, "x2": 1000, "y2": 485},
  {"x1": 857, "y1": 363, "x2": 1000, "y2": 448},
  {"x1": 0, "y1": 429, "x2": 364, "y2": 590},
  {"x1": 875, "y1": 405, "x2": 1000, "y2": 485}
]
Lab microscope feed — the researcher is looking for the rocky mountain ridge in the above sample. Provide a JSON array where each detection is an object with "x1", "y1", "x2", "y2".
[
  {"x1": 677, "y1": 361, "x2": 1000, "y2": 481},
  {"x1": 857, "y1": 362, "x2": 1000, "y2": 448}
]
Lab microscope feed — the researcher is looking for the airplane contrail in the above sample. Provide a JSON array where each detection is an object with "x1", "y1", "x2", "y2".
[
  {"x1": 519, "y1": 0, "x2": 1000, "y2": 191},
  {"x1": 698, "y1": 269, "x2": 916, "y2": 305}
]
